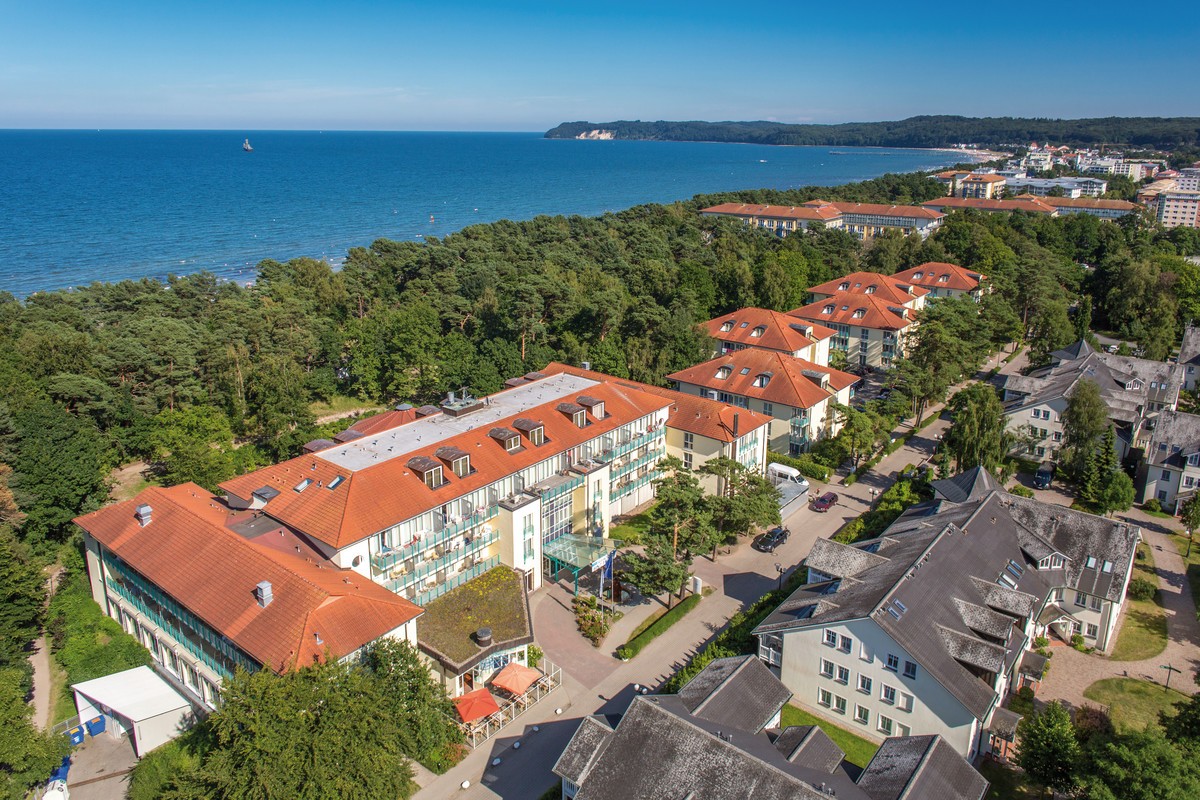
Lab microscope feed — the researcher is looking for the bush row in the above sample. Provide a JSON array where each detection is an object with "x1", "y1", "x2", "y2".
[
  {"x1": 617, "y1": 594, "x2": 702, "y2": 660},
  {"x1": 766, "y1": 451, "x2": 830, "y2": 482},
  {"x1": 832, "y1": 479, "x2": 930, "y2": 545}
]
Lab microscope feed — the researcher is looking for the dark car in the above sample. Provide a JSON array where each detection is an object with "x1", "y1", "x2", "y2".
[
  {"x1": 1034, "y1": 463, "x2": 1054, "y2": 490},
  {"x1": 753, "y1": 526, "x2": 790, "y2": 553},
  {"x1": 812, "y1": 491, "x2": 839, "y2": 512}
]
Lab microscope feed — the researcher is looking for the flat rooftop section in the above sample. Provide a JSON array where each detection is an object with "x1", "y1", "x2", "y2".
[
  {"x1": 417, "y1": 566, "x2": 533, "y2": 671},
  {"x1": 319, "y1": 374, "x2": 602, "y2": 472}
]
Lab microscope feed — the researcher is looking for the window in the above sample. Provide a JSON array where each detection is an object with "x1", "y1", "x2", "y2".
[
  {"x1": 839, "y1": 635, "x2": 852, "y2": 653},
  {"x1": 878, "y1": 715, "x2": 894, "y2": 735},
  {"x1": 858, "y1": 674, "x2": 872, "y2": 694},
  {"x1": 1163, "y1": 469, "x2": 1171, "y2": 481},
  {"x1": 1090, "y1": 596, "x2": 1102, "y2": 611},
  {"x1": 896, "y1": 723, "x2": 910, "y2": 737},
  {"x1": 203, "y1": 679, "x2": 219, "y2": 709},
  {"x1": 751, "y1": 325, "x2": 766, "y2": 338},
  {"x1": 824, "y1": 630, "x2": 838, "y2": 647},
  {"x1": 834, "y1": 696, "x2": 847, "y2": 715},
  {"x1": 818, "y1": 688, "x2": 832, "y2": 707},
  {"x1": 1042, "y1": 409, "x2": 1051, "y2": 420},
  {"x1": 903, "y1": 661, "x2": 917, "y2": 679},
  {"x1": 716, "y1": 366, "x2": 732, "y2": 380},
  {"x1": 1086, "y1": 623, "x2": 1099, "y2": 638},
  {"x1": 720, "y1": 320, "x2": 734, "y2": 332},
  {"x1": 753, "y1": 374, "x2": 770, "y2": 388},
  {"x1": 885, "y1": 653, "x2": 899, "y2": 672},
  {"x1": 682, "y1": 452, "x2": 693, "y2": 470},
  {"x1": 423, "y1": 466, "x2": 444, "y2": 489},
  {"x1": 1031, "y1": 409, "x2": 1040, "y2": 418},
  {"x1": 900, "y1": 692, "x2": 914, "y2": 712},
  {"x1": 1085, "y1": 556, "x2": 1097, "y2": 569},
  {"x1": 183, "y1": 663, "x2": 199, "y2": 690},
  {"x1": 1053, "y1": 431, "x2": 1062, "y2": 442},
  {"x1": 855, "y1": 705, "x2": 870, "y2": 724},
  {"x1": 452, "y1": 456, "x2": 470, "y2": 478},
  {"x1": 1053, "y1": 587, "x2": 1064, "y2": 602},
  {"x1": 505, "y1": 436, "x2": 521, "y2": 453},
  {"x1": 836, "y1": 666, "x2": 850, "y2": 684},
  {"x1": 1051, "y1": 555, "x2": 1065, "y2": 569},
  {"x1": 529, "y1": 427, "x2": 545, "y2": 446},
  {"x1": 762, "y1": 402, "x2": 773, "y2": 416},
  {"x1": 820, "y1": 659, "x2": 835, "y2": 678},
  {"x1": 294, "y1": 478, "x2": 313, "y2": 493},
  {"x1": 881, "y1": 684, "x2": 896, "y2": 704},
  {"x1": 1076, "y1": 592, "x2": 1087, "y2": 606},
  {"x1": 823, "y1": 305, "x2": 835, "y2": 314},
  {"x1": 572, "y1": 410, "x2": 588, "y2": 428},
  {"x1": 683, "y1": 432, "x2": 694, "y2": 451}
]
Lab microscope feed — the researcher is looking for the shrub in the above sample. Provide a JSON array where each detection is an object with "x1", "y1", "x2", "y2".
[
  {"x1": 1009, "y1": 685, "x2": 1036, "y2": 715},
  {"x1": 527, "y1": 644, "x2": 544, "y2": 668},
  {"x1": 573, "y1": 594, "x2": 611, "y2": 647},
  {"x1": 1072, "y1": 705, "x2": 1114, "y2": 746},
  {"x1": 1033, "y1": 636, "x2": 1050, "y2": 649},
  {"x1": 1127, "y1": 576, "x2": 1157, "y2": 601},
  {"x1": 766, "y1": 451, "x2": 829, "y2": 481},
  {"x1": 1143, "y1": 498, "x2": 1163, "y2": 513},
  {"x1": 617, "y1": 594, "x2": 701, "y2": 660},
  {"x1": 1009, "y1": 484, "x2": 1035, "y2": 498}
]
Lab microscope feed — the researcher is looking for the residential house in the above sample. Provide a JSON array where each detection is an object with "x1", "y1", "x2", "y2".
[
  {"x1": 700, "y1": 200, "x2": 944, "y2": 240},
  {"x1": 703, "y1": 306, "x2": 834, "y2": 366},
  {"x1": 1000, "y1": 340, "x2": 1182, "y2": 461},
  {"x1": 1155, "y1": 191, "x2": 1200, "y2": 229},
  {"x1": 789, "y1": 293, "x2": 916, "y2": 370},
  {"x1": 666, "y1": 349, "x2": 858, "y2": 455},
  {"x1": 1040, "y1": 196, "x2": 1139, "y2": 220},
  {"x1": 553, "y1": 654, "x2": 988, "y2": 800},
  {"x1": 892, "y1": 261, "x2": 987, "y2": 301},
  {"x1": 753, "y1": 468, "x2": 1140, "y2": 758},
  {"x1": 1002, "y1": 175, "x2": 1109, "y2": 198},
  {"x1": 921, "y1": 196, "x2": 1059, "y2": 216},
  {"x1": 932, "y1": 171, "x2": 1007, "y2": 199},
  {"x1": 1179, "y1": 324, "x2": 1200, "y2": 391},
  {"x1": 805, "y1": 271, "x2": 928, "y2": 312},
  {"x1": 73, "y1": 484, "x2": 425, "y2": 709},
  {"x1": 1135, "y1": 410, "x2": 1200, "y2": 511},
  {"x1": 541, "y1": 362, "x2": 773, "y2": 496}
]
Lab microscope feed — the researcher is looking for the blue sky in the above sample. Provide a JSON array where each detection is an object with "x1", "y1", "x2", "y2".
[{"x1": 1, "y1": 0, "x2": 1195, "y2": 130}]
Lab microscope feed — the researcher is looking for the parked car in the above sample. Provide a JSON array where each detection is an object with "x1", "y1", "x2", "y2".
[
  {"x1": 812, "y1": 491, "x2": 839, "y2": 512},
  {"x1": 752, "y1": 526, "x2": 790, "y2": 553},
  {"x1": 1034, "y1": 462, "x2": 1055, "y2": 490}
]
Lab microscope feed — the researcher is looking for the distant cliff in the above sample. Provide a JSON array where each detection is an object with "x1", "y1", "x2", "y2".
[{"x1": 545, "y1": 116, "x2": 1200, "y2": 150}]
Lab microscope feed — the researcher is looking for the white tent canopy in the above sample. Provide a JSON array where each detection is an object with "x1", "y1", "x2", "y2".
[{"x1": 72, "y1": 666, "x2": 192, "y2": 757}]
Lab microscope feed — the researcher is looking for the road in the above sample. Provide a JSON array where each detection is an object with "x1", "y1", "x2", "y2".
[{"x1": 413, "y1": 353, "x2": 1018, "y2": 799}]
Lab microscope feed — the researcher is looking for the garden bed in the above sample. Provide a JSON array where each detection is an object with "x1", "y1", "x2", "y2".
[{"x1": 617, "y1": 594, "x2": 701, "y2": 659}]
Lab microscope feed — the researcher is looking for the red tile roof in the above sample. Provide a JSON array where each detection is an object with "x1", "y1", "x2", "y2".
[
  {"x1": 1038, "y1": 196, "x2": 1138, "y2": 211},
  {"x1": 892, "y1": 262, "x2": 986, "y2": 293},
  {"x1": 221, "y1": 381, "x2": 672, "y2": 549},
  {"x1": 789, "y1": 292, "x2": 915, "y2": 331},
  {"x1": 920, "y1": 196, "x2": 1058, "y2": 215},
  {"x1": 807, "y1": 271, "x2": 927, "y2": 304},
  {"x1": 821, "y1": 201, "x2": 944, "y2": 221},
  {"x1": 700, "y1": 202, "x2": 842, "y2": 221},
  {"x1": 962, "y1": 174, "x2": 1006, "y2": 183},
  {"x1": 74, "y1": 484, "x2": 423, "y2": 674},
  {"x1": 338, "y1": 407, "x2": 421, "y2": 438},
  {"x1": 703, "y1": 307, "x2": 834, "y2": 354},
  {"x1": 541, "y1": 363, "x2": 772, "y2": 443},
  {"x1": 666, "y1": 350, "x2": 858, "y2": 410}
]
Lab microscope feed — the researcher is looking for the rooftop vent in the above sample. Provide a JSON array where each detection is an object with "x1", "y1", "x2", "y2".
[
  {"x1": 475, "y1": 627, "x2": 493, "y2": 648},
  {"x1": 134, "y1": 504, "x2": 152, "y2": 527},
  {"x1": 255, "y1": 580, "x2": 273, "y2": 608},
  {"x1": 440, "y1": 388, "x2": 486, "y2": 418},
  {"x1": 394, "y1": 402, "x2": 414, "y2": 412},
  {"x1": 581, "y1": 361, "x2": 591, "y2": 371}
]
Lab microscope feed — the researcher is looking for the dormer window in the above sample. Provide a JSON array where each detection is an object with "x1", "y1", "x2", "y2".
[
  {"x1": 823, "y1": 305, "x2": 835, "y2": 314},
  {"x1": 489, "y1": 427, "x2": 523, "y2": 453},
  {"x1": 720, "y1": 320, "x2": 735, "y2": 332},
  {"x1": 436, "y1": 446, "x2": 472, "y2": 478},
  {"x1": 938, "y1": 275, "x2": 949, "y2": 283},
  {"x1": 852, "y1": 309, "x2": 866, "y2": 319},
  {"x1": 407, "y1": 456, "x2": 446, "y2": 489},
  {"x1": 839, "y1": 282, "x2": 850, "y2": 291},
  {"x1": 577, "y1": 396, "x2": 607, "y2": 420},
  {"x1": 751, "y1": 325, "x2": 766, "y2": 338},
  {"x1": 913, "y1": 272, "x2": 923, "y2": 279},
  {"x1": 573, "y1": 410, "x2": 587, "y2": 427},
  {"x1": 753, "y1": 373, "x2": 771, "y2": 388},
  {"x1": 716, "y1": 366, "x2": 732, "y2": 379},
  {"x1": 556, "y1": 402, "x2": 589, "y2": 428},
  {"x1": 865, "y1": 285, "x2": 877, "y2": 294},
  {"x1": 513, "y1": 418, "x2": 545, "y2": 446}
]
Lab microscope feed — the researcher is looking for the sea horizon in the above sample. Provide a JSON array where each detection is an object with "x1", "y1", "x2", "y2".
[{"x1": 0, "y1": 130, "x2": 985, "y2": 298}]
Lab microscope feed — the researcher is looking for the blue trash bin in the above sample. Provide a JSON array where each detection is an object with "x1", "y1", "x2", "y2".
[
  {"x1": 67, "y1": 726, "x2": 84, "y2": 746},
  {"x1": 50, "y1": 756, "x2": 70, "y2": 783},
  {"x1": 85, "y1": 716, "x2": 106, "y2": 736}
]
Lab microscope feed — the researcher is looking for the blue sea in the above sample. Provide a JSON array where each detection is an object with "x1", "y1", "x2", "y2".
[{"x1": 0, "y1": 131, "x2": 978, "y2": 298}]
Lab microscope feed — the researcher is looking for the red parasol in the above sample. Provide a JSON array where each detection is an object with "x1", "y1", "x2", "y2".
[
  {"x1": 490, "y1": 661, "x2": 543, "y2": 695},
  {"x1": 454, "y1": 687, "x2": 501, "y2": 723}
]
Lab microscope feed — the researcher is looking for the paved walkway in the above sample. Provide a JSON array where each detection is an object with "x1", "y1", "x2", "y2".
[{"x1": 28, "y1": 635, "x2": 52, "y2": 730}]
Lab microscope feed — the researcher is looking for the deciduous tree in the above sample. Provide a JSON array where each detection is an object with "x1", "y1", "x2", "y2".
[{"x1": 1015, "y1": 701, "x2": 1079, "y2": 796}]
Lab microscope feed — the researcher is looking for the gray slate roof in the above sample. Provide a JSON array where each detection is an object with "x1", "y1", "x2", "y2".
[
  {"x1": 931, "y1": 466, "x2": 998, "y2": 504},
  {"x1": 553, "y1": 716, "x2": 614, "y2": 785},
  {"x1": 1142, "y1": 410, "x2": 1200, "y2": 467},
  {"x1": 772, "y1": 725, "x2": 844, "y2": 772},
  {"x1": 755, "y1": 477, "x2": 1139, "y2": 721},
  {"x1": 805, "y1": 537, "x2": 891, "y2": 580},
  {"x1": 1180, "y1": 325, "x2": 1200, "y2": 367},
  {"x1": 858, "y1": 735, "x2": 989, "y2": 800},
  {"x1": 677, "y1": 655, "x2": 792, "y2": 733}
]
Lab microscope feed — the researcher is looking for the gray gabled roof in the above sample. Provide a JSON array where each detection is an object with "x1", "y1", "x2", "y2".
[
  {"x1": 1181, "y1": 325, "x2": 1200, "y2": 366},
  {"x1": 1142, "y1": 410, "x2": 1200, "y2": 467},
  {"x1": 858, "y1": 735, "x2": 988, "y2": 800},
  {"x1": 805, "y1": 537, "x2": 891, "y2": 580},
  {"x1": 931, "y1": 466, "x2": 997, "y2": 504},
  {"x1": 678, "y1": 655, "x2": 792, "y2": 733},
  {"x1": 553, "y1": 715, "x2": 614, "y2": 786},
  {"x1": 772, "y1": 725, "x2": 845, "y2": 772}
]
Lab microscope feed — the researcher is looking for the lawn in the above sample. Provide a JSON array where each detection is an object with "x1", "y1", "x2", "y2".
[
  {"x1": 1110, "y1": 543, "x2": 1168, "y2": 661},
  {"x1": 1171, "y1": 532, "x2": 1200, "y2": 617},
  {"x1": 610, "y1": 506, "x2": 654, "y2": 545},
  {"x1": 779, "y1": 703, "x2": 879, "y2": 769},
  {"x1": 1082, "y1": 677, "x2": 1189, "y2": 732},
  {"x1": 308, "y1": 394, "x2": 384, "y2": 419},
  {"x1": 979, "y1": 760, "x2": 1038, "y2": 799}
]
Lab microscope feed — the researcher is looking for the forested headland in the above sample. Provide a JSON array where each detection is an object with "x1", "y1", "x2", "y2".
[{"x1": 546, "y1": 115, "x2": 1200, "y2": 153}]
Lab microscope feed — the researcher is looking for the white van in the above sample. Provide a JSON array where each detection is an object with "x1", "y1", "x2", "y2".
[{"x1": 768, "y1": 463, "x2": 811, "y2": 492}]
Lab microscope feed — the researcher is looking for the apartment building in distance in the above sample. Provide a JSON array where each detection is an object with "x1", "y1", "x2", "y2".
[
  {"x1": 700, "y1": 200, "x2": 944, "y2": 240},
  {"x1": 892, "y1": 261, "x2": 987, "y2": 301},
  {"x1": 1155, "y1": 191, "x2": 1200, "y2": 228},
  {"x1": 1040, "y1": 196, "x2": 1140, "y2": 220},
  {"x1": 753, "y1": 468, "x2": 1140, "y2": 759},
  {"x1": 921, "y1": 195, "x2": 1137, "y2": 220},
  {"x1": 702, "y1": 306, "x2": 834, "y2": 366},
  {"x1": 932, "y1": 170, "x2": 1006, "y2": 199},
  {"x1": 667, "y1": 349, "x2": 857, "y2": 454},
  {"x1": 999, "y1": 173, "x2": 1109, "y2": 198}
]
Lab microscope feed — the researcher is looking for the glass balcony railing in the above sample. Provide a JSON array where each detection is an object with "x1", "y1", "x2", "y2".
[
  {"x1": 383, "y1": 528, "x2": 500, "y2": 594},
  {"x1": 415, "y1": 555, "x2": 501, "y2": 606},
  {"x1": 611, "y1": 447, "x2": 665, "y2": 481},
  {"x1": 612, "y1": 470, "x2": 660, "y2": 500},
  {"x1": 594, "y1": 429, "x2": 663, "y2": 463},
  {"x1": 372, "y1": 505, "x2": 498, "y2": 572}
]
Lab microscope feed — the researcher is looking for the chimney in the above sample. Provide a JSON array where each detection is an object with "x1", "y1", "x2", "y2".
[
  {"x1": 254, "y1": 580, "x2": 273, "y2": 608},
  {"x1": 475, "y1": 627, "x2": 493, "y2": 648},
  {"x1": 134, "y1": 504, "x2": 152, "y2": 527},
  {"x1": 733, "y1": 413, "x2": 740, "y2": 438},
  {"x1": 581, "y1": 361, "x2": 591, "y2": 371}
]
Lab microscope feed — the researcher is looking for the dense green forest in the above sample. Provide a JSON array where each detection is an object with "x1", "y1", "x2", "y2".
[{"x1": 546, "y1": 115, "x2": 1200, "y2": 151}]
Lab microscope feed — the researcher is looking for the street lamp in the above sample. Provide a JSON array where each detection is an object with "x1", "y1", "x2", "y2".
[
  {"x1": 1161, "y1": 663, "x2": 1182, "y2": 690},
  {"x1": 775, "y1": 562, "x2": 786, "y2": 591}
]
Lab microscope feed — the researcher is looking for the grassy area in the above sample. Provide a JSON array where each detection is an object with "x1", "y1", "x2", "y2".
[
  {"x1": 1111, "y1": 543, "x2": 1168, "y2": 661},
  {"x1": 617, "y1": 594, "x2": 701, "y2": 659},
  {"x1": 417, "y1": 567, "x2": 531, "y2": 665},
  {"x1": 1170, "y1": 532, "x2": 1200, "y2": 616},
  {"x1": 1141, "y1": 506, "x2": 1177, "y2": 520},
  {"x1": 779, "y1": 703, "x2": 878, "y2": 769},
  {"x1": 627, "y1": 606, "x2": 668, "y2": 641},
  {"x1": 610, "y1": 507, "x2": 654, "y2": 545},
  {"x1": 979, "y1": 760, "x2": 1038, "y2": 799},
  {"x1": 308, "y1": 394, "x2": 383, "y2": 418},
  {"x1": 1082, "y1": 678, "x2": 1189, "y2": 732},
  {"x1": 48, "y1": 652, "x2": 75, "y2": 724}
]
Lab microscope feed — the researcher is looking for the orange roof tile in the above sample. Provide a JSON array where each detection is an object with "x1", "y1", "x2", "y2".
[
  {"x1": 807, "y1": 271, "x2": 927, "y2": 304},
  {"x1": 789, "y1": 292, "x2": 915, "y2": 331},
  {"x1": 921, "y1": 196, "x2": 1057, "y2": 215},
  {"x1": 74, "y1": 484, "x2": 423, "y2": 673},
  {"x1": 339, "y1": 407, "x2": 421, "y2": 438},
  {"x1": 893, "y1": 262, "x2": 986, "y2": 293},
  {"x1": 703, "y1": 307, "x2": 834, "y2": 354},
  {"x1": 962, "y1": 174, "x2": 1006, "y2": 183},
  {"x1": 825, "y1": 202, "x2": 944, "y2": 220},
  {"x1": 1039, "y1": 196, "x2": 1138, "y2": 211},
  {"x1": 221, "y1": 381, "x2": 672, "y2": 549},
  {"x1": 666, "y1": 350, "x2": 858, "y2": 410},
  {"x1": 700, "y1": 202, "x2": 842, "y2": 221},
  {"x1": 541, "y1": 363, "x2": 772, "y2": 442}
]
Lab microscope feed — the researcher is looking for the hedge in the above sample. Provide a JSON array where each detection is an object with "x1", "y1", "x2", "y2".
[
  {"x1": 766, "y1": 451, "x2": 830, "y2": 482},
  {"x1": 832, "y1": 479, "x2": 930, "y2": 545},
  {"x1": 617, "y1": 594, "x2": 702, "y2": 659}
]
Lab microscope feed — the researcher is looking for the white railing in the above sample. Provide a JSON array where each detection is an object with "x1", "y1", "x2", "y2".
[{"x1": 456, "y1": 660, "x2": 564, "y2": 749}]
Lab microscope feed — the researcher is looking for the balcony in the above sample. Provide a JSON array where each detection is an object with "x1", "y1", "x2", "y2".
[
  {"x1": 385, "y1": 528, "x2": 501, "y2": 595},
  {"x1": 415, "y1": 555, "x2": 501, "y2": 606},
  {"x1": 372, "y1": 505, "x2": 499, "y2": 572},
  {"x1": 612, "y1": 470, "x2": 659, "y2": 500},
  {"x1": 594, "y1": 428, "x2": 664, "y2": 463},
  {"x1": 611, "y1": 447, "x2": 665, "y2": 481}
]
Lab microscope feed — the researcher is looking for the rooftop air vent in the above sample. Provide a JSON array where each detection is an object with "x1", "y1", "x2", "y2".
[
  {"x1": 475, "y1": 627, "x2": 493, "y2": 648},
  {"x1": 255, "y1": 580, "x2": 273, "y2": 608},
  {"x1": 134, "y1": 504, "x2": 152, "y2": 527}
]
